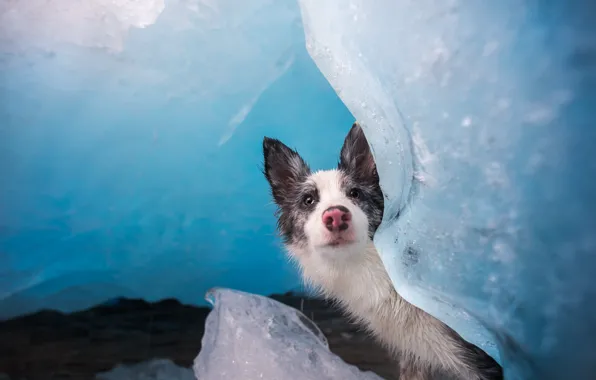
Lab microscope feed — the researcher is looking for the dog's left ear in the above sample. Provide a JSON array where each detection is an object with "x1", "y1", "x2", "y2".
[
  {"x1": 338, "y1": 122, "x2": 378, "y2": 182},
  {"x1": 263, "y1": 137, "x2": 311, "y2": 206}
]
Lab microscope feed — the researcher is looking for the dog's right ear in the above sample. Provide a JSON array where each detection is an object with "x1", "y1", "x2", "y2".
[
  {"x1": 262, "y1": 137, "x2": 310, "y2": 206},
  {"x1": 338, "y1": 122, "x2": 378, "y2": 184}
]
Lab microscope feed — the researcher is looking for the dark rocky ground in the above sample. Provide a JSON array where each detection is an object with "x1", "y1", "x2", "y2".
[{"x1": 0, "y1": 292, "x2": 399, "y2": 380}]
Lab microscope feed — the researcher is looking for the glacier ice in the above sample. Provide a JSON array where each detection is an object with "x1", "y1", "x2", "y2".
[
  {"x1": 299, "y1": 0, "x2": 596, "y2": 378},
  {"x1": 0, "y1": 0, "x2": 355, "y2": 319},
  {"x1": 193, "y1": 288, "x2": 382, "y2": 380}
]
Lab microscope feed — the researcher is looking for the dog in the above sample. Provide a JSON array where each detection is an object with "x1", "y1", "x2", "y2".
[{"x1": 262, "y1": 122, "x2": 503, "y2": 380}]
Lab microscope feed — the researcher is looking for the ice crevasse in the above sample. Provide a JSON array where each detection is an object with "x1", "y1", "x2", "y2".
[{"x1": 1, "y1": 0, "x2": 596, "y2": 379}]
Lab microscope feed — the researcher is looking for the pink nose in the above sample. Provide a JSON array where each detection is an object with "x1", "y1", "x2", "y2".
[{"x1": 322, "y1": 206, "x2": 351, "y2": 232}]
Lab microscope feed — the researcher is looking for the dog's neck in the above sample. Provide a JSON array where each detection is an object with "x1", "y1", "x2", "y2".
[{"x1": 288, "y1": 241, "x2": 397, "y2": 315}]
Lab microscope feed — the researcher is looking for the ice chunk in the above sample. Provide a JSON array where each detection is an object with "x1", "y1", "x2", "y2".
[
  {"x1": 96, "y1": 359, "x2": 195, "y2": 380},
  {"x1": 194, "y1": 288, "x2": 382, "y2": 380},
  {"x1": 299, "y1": 0, "x2": 596, "y2": 378}
]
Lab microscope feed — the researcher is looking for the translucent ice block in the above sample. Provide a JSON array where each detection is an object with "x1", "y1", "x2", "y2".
[{"x1": 193, "y1": 288, "x2": 382, "y2": 380}]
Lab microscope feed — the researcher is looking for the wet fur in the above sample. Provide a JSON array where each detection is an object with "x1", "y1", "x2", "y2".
[{"x1": 262, "y1": 123, "x2": 502, "y2": 380}]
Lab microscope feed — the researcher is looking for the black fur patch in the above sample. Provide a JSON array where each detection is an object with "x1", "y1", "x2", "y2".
[{"x1": 262, "y1": 137, "x2": 313, "y2": 245}]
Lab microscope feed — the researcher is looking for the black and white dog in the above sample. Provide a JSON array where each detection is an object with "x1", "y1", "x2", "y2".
[{"x1": 262, "y1": 123, "x2": 503, "y2": 380}]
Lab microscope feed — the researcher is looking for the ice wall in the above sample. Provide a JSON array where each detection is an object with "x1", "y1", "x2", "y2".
[
  {"x1": 299, "y1": 0, "x2": 596, "y2": 379},
  {"x1": 0, "y1": 0, "x2": 355, "y2": 319}
]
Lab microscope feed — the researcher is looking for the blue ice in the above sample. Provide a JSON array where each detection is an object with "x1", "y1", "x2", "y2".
[{"x1": 0, "y1": 0, "x2": 353, "y2": 319}]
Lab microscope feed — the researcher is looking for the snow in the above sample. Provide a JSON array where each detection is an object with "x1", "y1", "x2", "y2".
[
  {"x1": 193, "y1": 288, "x2": 382, "y2": 380},
  {"x1": 299, "y1": 0, "x2": 596, "y2": 378}
]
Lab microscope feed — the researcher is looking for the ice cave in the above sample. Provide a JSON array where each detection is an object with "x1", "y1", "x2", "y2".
[{"x1": 1, "y1": 0, "x2": 595, "y2": 379}]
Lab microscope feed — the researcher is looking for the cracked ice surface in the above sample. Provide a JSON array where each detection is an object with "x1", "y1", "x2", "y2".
[
  {"x1": 194, "y1": 288, "x2": 382, "y2": 380},
  {"x1": 299, "y1": 0, "x2": 596, "y2": 378}
]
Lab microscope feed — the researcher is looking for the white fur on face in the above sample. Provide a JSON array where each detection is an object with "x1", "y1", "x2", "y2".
[{"x1": 302, "y1": 170, "x2": 370, "y2": 263}]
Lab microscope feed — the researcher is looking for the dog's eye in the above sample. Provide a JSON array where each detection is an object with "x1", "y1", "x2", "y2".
[
  {"x1": 348, "y1": 188, "x2": 361, "y2": 199},
  {"x1": 303, "y1": 194, "x2": 315, "y2": 206}
]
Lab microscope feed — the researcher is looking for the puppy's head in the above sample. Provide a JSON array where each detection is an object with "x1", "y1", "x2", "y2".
[{"x1": 262, "y1": 123, "x2": 384, "y2": 264}]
